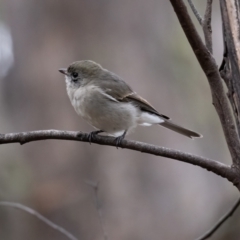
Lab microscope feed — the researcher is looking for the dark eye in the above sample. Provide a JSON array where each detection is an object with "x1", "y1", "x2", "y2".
[{"x1": 72, "y1": 72, "x2": 78, "y2": 79}]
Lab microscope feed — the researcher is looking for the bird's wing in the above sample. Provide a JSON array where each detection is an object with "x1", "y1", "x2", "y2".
[
  {"x1": 93, "y1": 70, "x2": 170, "y2": 120},
  {"x1": 92, "y1": 70, "x2": 134, "y2": 100},
  {"x1": 123, "y1": 92, "x2": 170, "y2": 120}
]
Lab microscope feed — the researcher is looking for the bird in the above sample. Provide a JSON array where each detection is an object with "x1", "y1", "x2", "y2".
[{"x1": 59, "y1": 60, "x2": 202, "y2": 146}]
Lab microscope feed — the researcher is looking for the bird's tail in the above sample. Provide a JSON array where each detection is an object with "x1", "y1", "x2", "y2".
[{"x1": 159, "y1": 121, "x2": 202, "y2": 139}]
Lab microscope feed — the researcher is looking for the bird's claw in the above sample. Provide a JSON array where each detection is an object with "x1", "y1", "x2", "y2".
[
  {"x1": 114, "y1": 136, "x2": 124, "y2": 148},
  {"x1": 114, "y1": 130, "x2": 127, "y2": 148},
  {"x1": 87, "y1": 130, "x2": 103, "y2": 144}
]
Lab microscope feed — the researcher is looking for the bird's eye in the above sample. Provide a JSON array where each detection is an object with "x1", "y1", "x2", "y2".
[{"x1": 72, "y1": 72, "x2": 78, "y2": 79}]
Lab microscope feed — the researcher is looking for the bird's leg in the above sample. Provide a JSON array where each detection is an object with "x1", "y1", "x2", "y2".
[
  {"x1": 114, "y1": 130, "x2": 127, "y2": 148},
  {"x1": 87, "y1": 130, "x2": 104, "y2": 143}
]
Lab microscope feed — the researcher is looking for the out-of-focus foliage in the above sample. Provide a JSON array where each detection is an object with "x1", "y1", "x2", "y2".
[{"x1": 0, "y1": 0, "x2": 239, "y2": 239}]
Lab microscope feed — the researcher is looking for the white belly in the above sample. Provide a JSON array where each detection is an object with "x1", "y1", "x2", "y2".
[{"x1": 67, "y1": 84, "x2": 140, "y2": 136}]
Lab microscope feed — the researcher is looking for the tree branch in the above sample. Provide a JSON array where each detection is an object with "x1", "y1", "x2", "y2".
[
  {"x1": 0, "y1": 201, "x2": 78, "y2": 240},
  {"x1": 187, "y1": 0, "x2": 213, "y2": 53},
  {"x1": 168, "y1": 0, "x2": 240, "y2": 174},
  {"x1": 0, "y1": 129, "x2": 236, "y2": 184},
  {"x1": 202, "y1": 0, "x2": 213, "y2": 53},
  {"x1": 187, "y1": 0, "x2": 203, "y2": 25},
  {"x1": 220, "y1": 0, "x2": 240, "y2": 140},
  {"x1": 195, "y1": 197, "x2": 240, "y2": 240}
]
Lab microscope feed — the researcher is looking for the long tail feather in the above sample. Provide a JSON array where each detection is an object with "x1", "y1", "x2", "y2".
[{"x1": 159, "y1": 121, "x2": 202, "y2": 139}]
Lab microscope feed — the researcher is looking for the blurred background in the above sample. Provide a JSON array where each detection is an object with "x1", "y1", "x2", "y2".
[{"x1": 0, "y1": 0, "x2": 239, "y2": 239}]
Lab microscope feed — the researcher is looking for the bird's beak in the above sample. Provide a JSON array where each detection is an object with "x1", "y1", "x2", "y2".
[{"x1": 59, "y1": 68, "x2": 68, "y2": 75}]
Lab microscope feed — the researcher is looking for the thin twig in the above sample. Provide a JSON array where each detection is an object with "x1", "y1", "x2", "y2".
[
  {"x1": 0, "y1": 201, "x2": 78, "y2": 240},
  {"x1": 195, "y1": 197, "x2": 240, "y2": 240},
  {"x1": 187, "y1": 0, "x2": 213, "y2": 52},
  {"x1": 202, "y1": 0, "x2": 213, "y2": 53},
  {"x1": 187, "y1": 0, "x2": 203, "y2": 25},
  {"x1": 0, "y1": 129, "x2": 236, "y2": 184},
  {"x1": 85, "y1": 180, "x2": 108, "y2": 240}
]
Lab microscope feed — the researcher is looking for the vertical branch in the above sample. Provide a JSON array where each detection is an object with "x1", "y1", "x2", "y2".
[
  {"x1": 220, "y1": 0, "x2": 240, "y2": 140},
  {"x1": 202, "y1": 0, "x2": 213, "y2": 53},
  {"x1": 169, "y1": 0, "x2": 240, "y2": 173},
  {"x1": 187, "y1": 0, "x2": 213, "y2": 53}
]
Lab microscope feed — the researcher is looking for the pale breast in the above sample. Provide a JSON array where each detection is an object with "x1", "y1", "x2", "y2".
[
  {"x1": 66, "y1": 84, "x2": 140, "y2": 135},
  {"x1": 71, "y1": 85, "x2": 98, "y2": 119}
]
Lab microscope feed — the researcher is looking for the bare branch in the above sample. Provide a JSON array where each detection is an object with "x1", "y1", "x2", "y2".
[
  {"x1": 85, "y1": 180, "x2": 108, "y2": 240},
  {"x1": 0, "y1": 129, "x2": 236, "y2": 184},
  {"x1": 187, "y1": 0, "x2": 203, "y2": 25},
  {"x1": 187, "y1": 0, "x2": 213, "y2": 53},
  {"x1": 196, "y1": 197, "x2": 240, "y2": 240},
  {"x1": 202, "y1": 0, "x2": 213, "y2": 53},
  {"x1": 0, "y1": 201, "x2": 78, "y2": 240},
  {"x1": 168, "y1": 0, "x2": 240, "y2": 174},
  {"x1": 220, "y1": 0, "x2": 240, "y2": 138}
]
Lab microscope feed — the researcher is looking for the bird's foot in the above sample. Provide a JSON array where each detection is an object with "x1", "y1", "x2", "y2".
[
  {"x1": 87, "y1": 130, "x2": 104, "y2": 144},
  {"x1": 114, "y1": 130, "x2": 127, "y2": 148}
]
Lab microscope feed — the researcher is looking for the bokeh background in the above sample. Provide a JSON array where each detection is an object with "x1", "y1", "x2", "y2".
[{"x1": 0, "y1": 0, "x2": 239, "y2": 239}]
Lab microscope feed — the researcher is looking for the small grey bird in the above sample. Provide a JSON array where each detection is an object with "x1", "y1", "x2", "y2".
[{"x1": 59, "y1": 60, "x2": 202, "y2": 145}]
